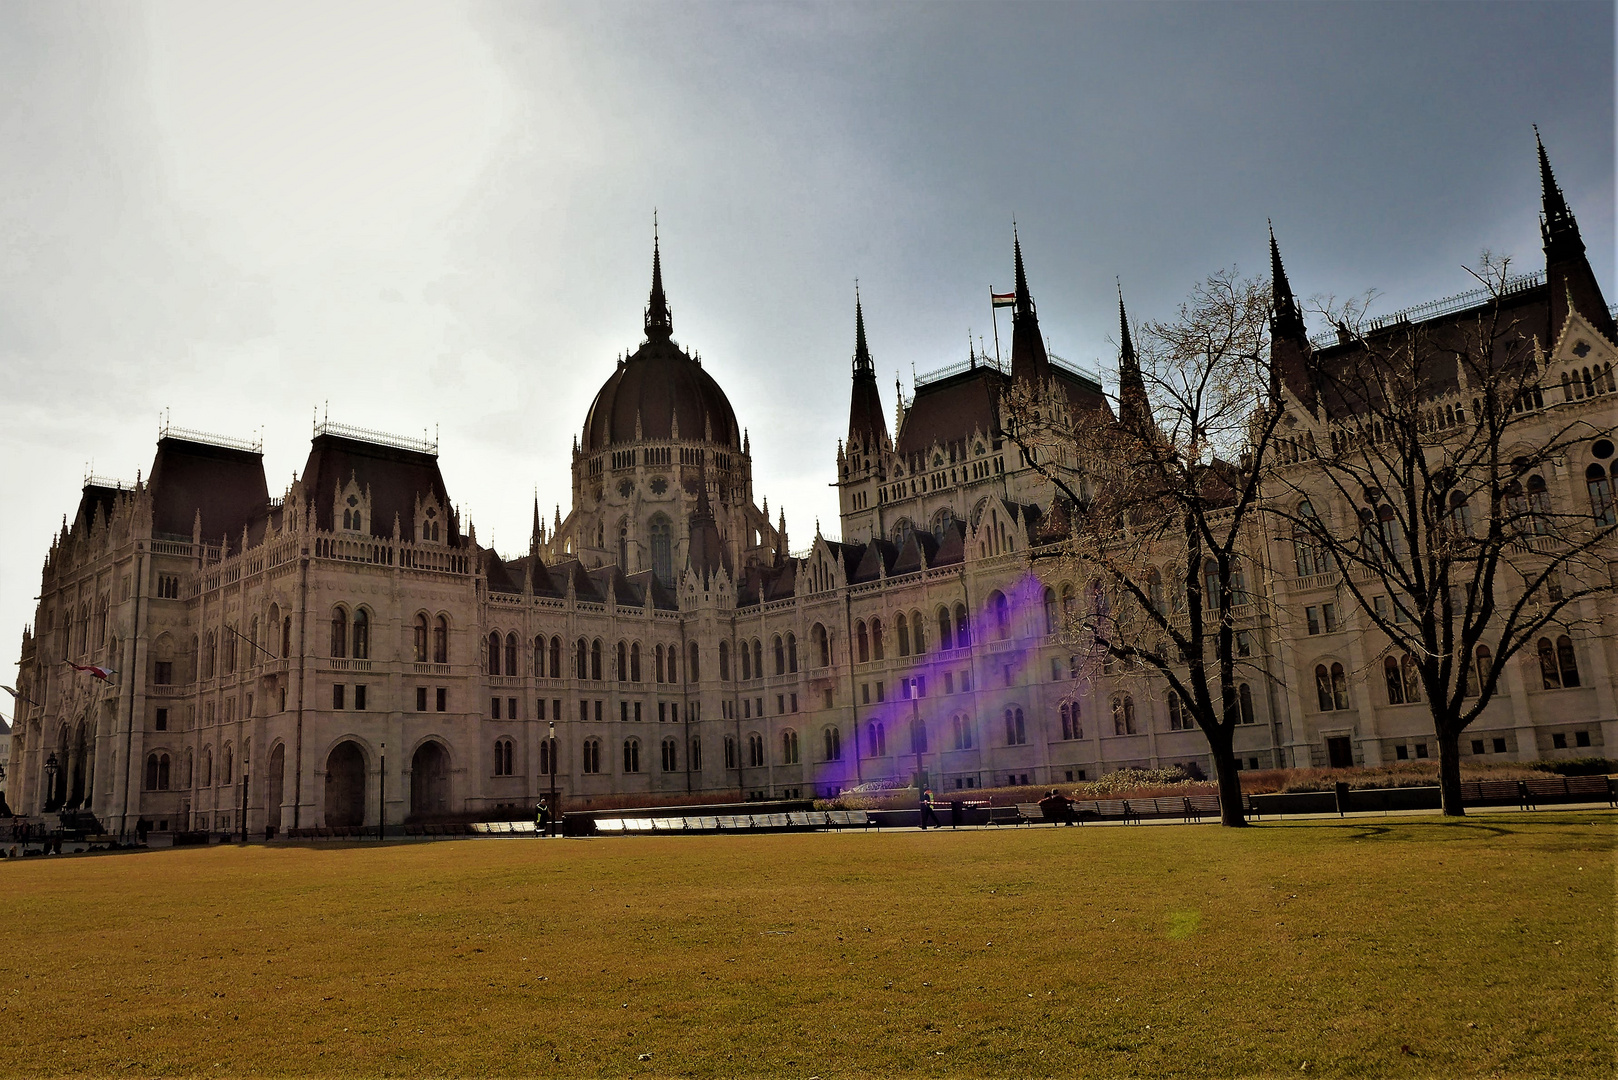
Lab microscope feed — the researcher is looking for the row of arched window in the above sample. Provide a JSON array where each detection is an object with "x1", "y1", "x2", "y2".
[
  {"x1": 144, "y1": 743, "x2": 237, "y2": 791},
  {"x1": 855, "y1": 605, "x2": 972, "y2": 663}
]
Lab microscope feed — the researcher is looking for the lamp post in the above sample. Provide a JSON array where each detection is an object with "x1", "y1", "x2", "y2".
[
  {"x1": 239, "y1": 770, "x2": 249, "y2": 844},
  {"x1": 43, "y1": 751, "x2": 59, "y2": 813},
  {"x1": 378, "y1": 742, "x2": 386, "y2": 842},
  {"x1": 547, "y1": 721, "x2": 558, "y2": 837}
]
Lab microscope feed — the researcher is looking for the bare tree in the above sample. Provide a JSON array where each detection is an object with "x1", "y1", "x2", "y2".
[
  {"x1": 1005, "y1": 269, "x2": 1277, "y2": 826},
  {"x1": 1268, "y1": 254, "x2": 1617, "y2": 815}
]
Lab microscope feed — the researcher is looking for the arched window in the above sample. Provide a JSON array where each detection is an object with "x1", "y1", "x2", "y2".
[
  {"x1": 661, "y1": 738, "x2": 678, "y2": 772},
  {"x1": 952, "y1": 713, "x2": 975, "y2": 749},
  {"x1": 623, "y1": 738, "x2": 641, "y2": 773},
  {"x1": 1401, "y1": 655, "x2": 1420, "y2": 703},
  {"x1": 909, "y1": 614, "x2": 923, "y2": 655},
  {"x1": 1384, "y1": 656, "x2": 1405, "y2": 705},
  {"x1": 617, "y1": 641, "x2": 628, "y2": 682},
  {"x1": 747, "y1": 733, "x2": 765, "y2": 768},
  {"x1": 576, "y1": 638, "x2": 589, "y2": 681},
  {"x1": 1449, "y1": 492, "x2": 1475, "y2": 537},
  {"x1": 954, "y1": 604, "x2": 970, "y2": 648},
  {"x1": 1202, "y1": 560, "x2": 1221, "y2": 611},
  {"x1": 1315, "y1": 664, "x2": 1334, "y2": 711},
  {"x1": 1359, "y1": 508, "x2": 1380, "y2": 562},
  {"x1": 856, "y1": 621, "x2": 869, "y2": 663},
  {"x1": 655, "y1": 643, "x2": 666, "y2": 683},
  {"x1": 1238, "y1": 683, "x2": 1255, "y2": 725},
  {"x1": 896, "y1": 614, "x2": 910, "y2": 657},
  {"x1": 433, "y1": 616, "x2": 449, "y2": 664},
  {"x1": 1538, "y1": 637, "x2": 1560, "y2": 689},
  {"x1": 201, "y1": 747, "x2": 213, "y2": 787},
  {"x1": 738, "y1": 641, "x2": 750, "y2": 680},
  {"x1": 991, "y1": 592, "x2": 1009, "y2": 639},
  {"x1": 1331, "y1": 663, "x2": 1349, "y2": 710},
  {"x1": 202, "y1": 632, "x2": 216, "y2": 679},
  {"x1": 631, "y1": 642, "x2": 642, "y2": 682},
  {"x1": 222, "y1": 628, "x2": 236, "y2": 673},
  {"x1": 488, "y1": 631, "x2": 502, "y2": 675},
  {"x1": 539, "y1": 738, "x2": 553, "y2": 776},
  {"x1": 351, "y1": 610, "x2": 369, "y2": 660},
  {"x1": 781, "y1": 729, "x2": 800, "y2": 765},
  {"x1": 867, "y1": 722, "x2": 893, "y2": 757},
  {"x1": 330, "y1": 608, "x2": 348, "y2": 658},
  {"x1": 667, "y1": 644, "x2": 678, "y2": 684},
  {"x1": 1146, "y1": 568, "x2": 1164, "y2": 614},
  {"x1": 690, "y1": 641, "x2": 700, "y2": 681},
  {"x1": 786, "y1": 633, "x2": 797, "y2": 673},
  {"x1": 813, "y1": 624, "x2": 830, "y2": 667},
  {"x1": 1168, "y1": 692, "x2": 1188, "y2": 731},
  {"x1": 719, "y1": 640, "x2": 730, "y2": 680},
  {"x1": 145, "y1": 753, "x2": 159, "y2": 791},
  {"x1": 936, "y1": 608, "x2": 953, "y2": 651},
  {"x1": 1471, "y1": 644, "x2": 1492, "y2": 696},
  {"x1": 494, "y1": 738, "x2": 514, "y2": 776},
  {"x1": 1587, "y1": 463, "x2": 1615, "y2": 526},
  {"x1": 1294, "y1": 501, "x2": 1323, "y2": 576},
  {"x1": 591, "y1": 639, "x2": 603, "y2": 681},
  {"x1": 773, "y1": 635, "x2": 786, "y2": 675},
  {"x1": 534, "y1": 636, "x2": 546, "y2": 676},
  {"x1": 1089, "y1": 578, "x2": 1109, "y2": 620},
  {"x1": 909, "y1": 717, "x2": 927, "y2": 755},
  {"x1": 617, "y1": 521, "x2": 629, "y2": 571},
  {"x1": 1557, "y1": 635, "x2": 1581, "y2": 688},
  {"x1": 581, "y1": 739, "x2": 601, "y2": 774},
  {"x1": 505, "y1": 633, "x2": 517, "y2": 676},
  {"x1": 414, "y1": 615, "x2": 429, "y2": 662},
  {"x1": 549, "y1": 636, "x2": 562, "y2": 678},
  {"x1": 282, "y1": 618, "x2": 292, "y2": 659},
  {"x1": 1504, "y1": 481, "x2": 1528, "y2": 531},
  {"x1": 871, "y1": 619, "x2": 885, "y2": 660},
  {"x1": 1043, "y1": 588, "x2": 1059, "y2": 635},
  {"x1": 1112, "y1": 695, "x2": 1136, "y2": 735},
  {"x1": 823, "y1": 726, "x2": 841, "y2": 761},
  {"x1": 1004, "y1": 708, "x2": 1026, "y2": 745},
  {"x1": 1060, "y1": 702, "x2": 1078, "y2": 740},
  {"x1": 1526, "y1": 475, "x2": 1551, "y2": 535},
  {"x1": 649, "y1": 514, "x2": 673, "y2": 585},
  {"x1": 223, "y1": 743, "x2": 233, "y2": 785},
  {"x1": 723, "y1": 735, "x2": 737, "y2": 770}
]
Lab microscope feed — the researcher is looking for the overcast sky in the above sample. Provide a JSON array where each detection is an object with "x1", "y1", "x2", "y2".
[{"x1": 2, "y1": 0, "x2": 1613, "y2": 670}]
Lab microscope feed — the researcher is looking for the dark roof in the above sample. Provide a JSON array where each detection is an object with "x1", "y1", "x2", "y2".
[
  {"x1": 932, "y1": 520, "x2": 966, "y2": 566},
  {"x1": 891, "y1": 530, "x2": 938, "y2": 574},
  {"x1": 581, "y1": 337, "x2": 740, "y2": 452},
  {"x1": 147, "y1": 437, "x2": 270, "y2": 541},
  {"x1": 298, "y1": 433, "x2": 458, "y2": 541},
  {"x1": 482, "y1": 550, "x2": 524, "y2": 595},
  {"x1": 589, "y1": 564, "x2": 645, "y2": 607},
  {"x1": 502, "y1": 553, "x2": 563, "y2": 598},
  {"x1": 852, "y1": 539, "x2": 898, "y2": 583},
  {"x1": 626, "y1": 569, "x2": 680, "y2": 611},
  {"x1": 548, "y1": 559, "x2": 603, "y2": 602},
  {"x1": 897, "y1": 367, "x2": 1003, "y2": 457},
  {"x1": 76, "y1": 484, "x2": 124, "y2": 531}
]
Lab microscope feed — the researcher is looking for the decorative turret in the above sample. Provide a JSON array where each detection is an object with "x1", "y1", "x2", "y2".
[
  {"x1": 1009, "y1": 226, "x2": 1051, "y2": 387},
  {"x1": 1536, "y1": 127, "x2": 1616, "y2": 342},
  {"x1": 685, "y1": 464, "x2": 726, "y2": 585},
  {"x1": 846, "y1": 287, "x2": 890, "y2": 456}
]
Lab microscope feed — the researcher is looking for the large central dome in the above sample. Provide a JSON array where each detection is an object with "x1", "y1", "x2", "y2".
[{"x1": 581, "y1": 237, "x2": 741, "y2": 452}]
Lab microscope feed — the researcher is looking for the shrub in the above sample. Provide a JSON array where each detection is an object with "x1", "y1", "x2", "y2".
[{"x1": 1526, "y1": 757, "x2": 1616, "y2": 777}]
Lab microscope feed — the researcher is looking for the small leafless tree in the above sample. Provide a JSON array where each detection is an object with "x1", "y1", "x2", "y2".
[
  {"x1": 1004, "y1": 269, "x2": 1277, "y2": 826},
  {"x1": 1269, "y1": 254, "x2": 1617, "y2": 815}
]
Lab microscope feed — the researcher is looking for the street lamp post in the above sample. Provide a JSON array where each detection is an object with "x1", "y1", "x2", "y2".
[
  {"x1": 43, "y1": 751, "x2": 59, "y2": 813},
  {"x1": 378, "y1": 742, "x2": 386, "y2": 842},
  {"x1": 239, "y1": 770, "x2": 248, "y2": 844},
  {"x1": 547, "y1": 721, "x2": 558, "y2": 837}
]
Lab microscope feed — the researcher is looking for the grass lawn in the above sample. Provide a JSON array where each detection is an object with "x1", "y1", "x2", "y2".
[{"x1": 2, "y1": 813, "x2": 1612, "y2": 1078}]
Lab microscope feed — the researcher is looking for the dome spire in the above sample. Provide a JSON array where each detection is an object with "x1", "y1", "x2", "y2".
[{"x1": 645, "y1": 211, "x2": 672, "y2": 342}]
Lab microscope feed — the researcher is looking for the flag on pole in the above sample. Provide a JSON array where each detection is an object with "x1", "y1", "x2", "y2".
[
  {"x1": 990, "y1": 291, "x2": 1016, "y2": 308},
  {"x1": 63, "y1": 659, "x2": 115, "y2": 682}
]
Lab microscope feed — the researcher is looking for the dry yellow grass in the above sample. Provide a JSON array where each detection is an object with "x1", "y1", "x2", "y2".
[{"x1": 2, "y1": 813, "x2": 1613, "y2": 1078}]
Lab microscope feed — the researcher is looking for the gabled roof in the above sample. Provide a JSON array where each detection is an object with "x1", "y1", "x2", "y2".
[
  {"x1": 548, "y1": 559, "x2": 603, "y2": 602},
  {"x1": 891, "y1": 529, "x2": 938, "y2": 575},
  {"x1": 852, "y1": 539, "x2": 898, "y2": 583},
  {"x1": 627, "y1": 569, "x2": 680, "y2": 611},
  {"x1": 896, "y1": 367, "x2": 1002, "y2": 457},
  {"x1": 589, "y1": 564, "x2": 645, "y2": 607}
]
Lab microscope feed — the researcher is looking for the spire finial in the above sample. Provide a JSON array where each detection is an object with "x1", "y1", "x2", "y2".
[
  {"x1": 645, "y1": 211, "x2": 672, "y2": 341},
  {"x1": 1013, "y1": 220, "x2": 1030, "y2": 312},
  {"x1": 1268, "y1": 220, "x2": 1307, "y2": 342},
  {"x1": 1116, "y1": 278, "x2": 1136, "y2": 368}
]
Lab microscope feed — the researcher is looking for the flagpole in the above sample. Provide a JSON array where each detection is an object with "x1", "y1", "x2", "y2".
[{"x1": 990, "y1": 290, "x2": 1002, "y2": 369}]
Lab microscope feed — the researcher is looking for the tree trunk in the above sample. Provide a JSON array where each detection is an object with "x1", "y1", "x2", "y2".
[
  {"x1": 1436, "y1": 726, "x2": 1466, "y2": 817},
  {"x1": 1206, "y1": 728, "x2": 1248, "y2": 827}
]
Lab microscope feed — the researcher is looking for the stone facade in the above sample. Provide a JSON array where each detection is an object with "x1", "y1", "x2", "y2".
[{"x1": 7, "y1": 146, "x2": 1614, "y2": 836}]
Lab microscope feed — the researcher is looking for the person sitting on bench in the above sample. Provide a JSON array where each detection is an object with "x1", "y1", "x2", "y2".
[{"x1": 1037, "y1": 789, "x2": 1077, "y2": 825}]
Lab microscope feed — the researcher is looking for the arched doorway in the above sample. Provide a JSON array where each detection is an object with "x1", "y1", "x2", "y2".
[
  {"x1": 324, "y1": 741, "x2": 366, "y2": 827},
  {"x1": 265, "y1": 743, "x2": 286, "y2": 833},
  {"x1": 411, "y1": 741, "x2": 450, "y2": 819}
]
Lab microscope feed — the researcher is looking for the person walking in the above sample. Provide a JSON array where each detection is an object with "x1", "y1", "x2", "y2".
[{"x1": 919, "y1": 787, "x2": 943, "y2": 830}]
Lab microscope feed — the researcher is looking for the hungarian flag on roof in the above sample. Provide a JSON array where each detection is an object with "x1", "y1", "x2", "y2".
[
  {"x1": 64, "y1": 659, "x2": 115, "y2": 681},
  {"x1": 991, "y1": 291, "x2": 1016, "y2": 308}
]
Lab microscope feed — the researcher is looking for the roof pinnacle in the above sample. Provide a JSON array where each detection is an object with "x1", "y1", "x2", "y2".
[{"x1": 645, "y1": 211, "x2": 672, "y2": 341}]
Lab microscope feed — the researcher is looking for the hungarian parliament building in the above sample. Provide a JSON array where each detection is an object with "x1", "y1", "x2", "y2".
[{"x1": 8, "y1": 140, "x2": 1615, "y2": 836}]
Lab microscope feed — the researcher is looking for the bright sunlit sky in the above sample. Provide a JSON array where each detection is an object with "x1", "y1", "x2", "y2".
[{"x1": 1, "y1": 1, "x2": 1613, "y2": 660}]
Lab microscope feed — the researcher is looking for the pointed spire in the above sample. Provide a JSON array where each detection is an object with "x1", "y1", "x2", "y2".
[
  {"x1": 1268, "y1": 220, "x2": 1308, "y2": 342},
  {"x1": 1116, "y1": 282, "x2": 1149, "y2": 430},
  {"x1": 1266, "y1": 221, "x2": 1316, "y2": 410},
  {"x1": 1009, "y1": 224, "x2": 1050, "y2": 387},
  {"x1": 853, "y1": 283, "x2": 873, "y2": 376},
  {"x1": 847, "y1": 283, "x2": 889, "y2": 451},
  {"x1": 644, "y1": 211, "x2": 673, "y2": 342},
  {"x1": 530, "y1": 493, "x2": 542, "y2": 556},
  {"x1": 1533, "y1": 127, "x2": 1615, "y2": 342}
]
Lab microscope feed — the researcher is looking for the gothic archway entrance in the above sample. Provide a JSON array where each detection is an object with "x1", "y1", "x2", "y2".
[
  {"x1": 324, "y1": 741, "x2": 366, "y2": 827},
  {"x1": 411, "y1": 741, "x2": 450, "y2": 818},
  {"x1": 265, "y1": 743, "x2": 286, "y2": 833}
]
